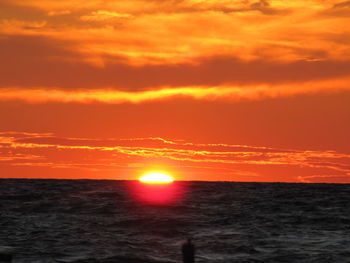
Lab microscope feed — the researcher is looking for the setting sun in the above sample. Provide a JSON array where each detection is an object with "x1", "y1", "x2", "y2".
[{"x1": 139, "y1": 172, "x2": 174, "y2": 184}]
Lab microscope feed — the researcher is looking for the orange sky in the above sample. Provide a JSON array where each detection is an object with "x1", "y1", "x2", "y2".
[{"x1": 1, "y1": 0, "x2": 350, "y2": 183}]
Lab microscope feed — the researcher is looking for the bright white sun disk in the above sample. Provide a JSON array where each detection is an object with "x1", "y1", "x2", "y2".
[{"x1": 139, "y1": 172, "x2": 174, "y2": 184}]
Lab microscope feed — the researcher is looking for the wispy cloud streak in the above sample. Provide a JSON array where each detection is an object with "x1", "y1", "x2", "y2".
[
  {"x1": 0, "y1": 132, "x2": 349, "y2": 182},
  {"x1": 1, "y1": 76, "x2": 350, "y2": 104}
]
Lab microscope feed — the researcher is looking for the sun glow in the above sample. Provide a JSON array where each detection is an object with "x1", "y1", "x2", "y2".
[{"x1": 139, "y1": 172, "x2": 174, "y2": 184}]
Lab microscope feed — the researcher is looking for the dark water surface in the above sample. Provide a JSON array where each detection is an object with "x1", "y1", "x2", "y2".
[{"x1": 0, "y1": 179, "x2": 349, "y2": 263}]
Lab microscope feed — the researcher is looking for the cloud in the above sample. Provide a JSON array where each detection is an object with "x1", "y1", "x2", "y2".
[
  {"x1": 47, "y1": 10, "x2": 71, "y2": 16},
  {"x1": 0, "y1": 75, "x2": 350, "y2": 104},
  {"x1": 0, "y1": 0, "x2": 349, "y2": 183},
  {"x1": 0, "y1": 132, "x2": 350, "y2": 182},
  {"x1": 298, "y1": 174, "x2": 350, "y2": 183},
  {"x1": 80, "y1": 10, "x2": 133, "y2": 21},
  {"x1": 1, "y1": 34, "x2": 350, "y2": 94},
  {"x1": 1, "y1": 0, "x2": 350, "y2": 65}
]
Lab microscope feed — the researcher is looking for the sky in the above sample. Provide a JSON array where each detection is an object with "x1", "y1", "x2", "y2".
[{"x1": 0, "y1": 0, "x2": 350, "y2": 183}]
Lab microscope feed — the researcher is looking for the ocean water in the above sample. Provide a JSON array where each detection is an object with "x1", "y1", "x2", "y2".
[{"x1": 0, "y1": 179, "x2": 349, "y2": 263}]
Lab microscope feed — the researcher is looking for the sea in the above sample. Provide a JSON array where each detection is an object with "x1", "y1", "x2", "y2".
[{"x1": 0, "y1": 179, "x2": 349, "y2": 263}]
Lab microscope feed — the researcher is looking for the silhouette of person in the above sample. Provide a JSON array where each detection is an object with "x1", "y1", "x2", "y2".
[{"x1": 182, "y1": 238, "x2": 195, "y2": 263}]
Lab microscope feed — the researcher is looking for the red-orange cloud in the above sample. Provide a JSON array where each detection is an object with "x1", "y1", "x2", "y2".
[
  {"x1": 0, "y1": 76, "x2": 350, "y2": 104},
  {"x1": 1, "y1": 0, "x2": 350, "y2": 65},
  {"x1": 1, "y1": 132, "x2": 349, "y2": 182}
]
